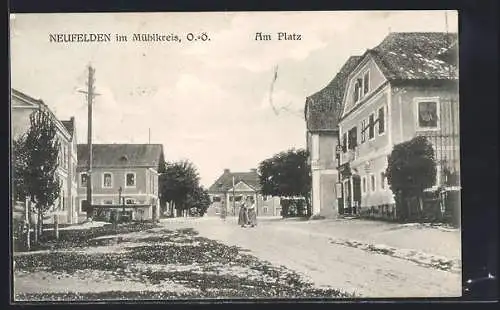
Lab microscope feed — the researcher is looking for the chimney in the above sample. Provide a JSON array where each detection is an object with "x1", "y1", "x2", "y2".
[{"x1": 224, "y1": 169, "x2": 230, "y2": 173}]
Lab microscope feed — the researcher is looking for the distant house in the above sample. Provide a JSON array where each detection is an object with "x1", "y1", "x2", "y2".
[
  {"x1": 304, "y1": 56, "x2": 361, "y2": 217},
  {"x1": 11, "y1": 89, "x2": 79, "y2": 224},
  {"x1": 76, "y1": 144, "x2": 164, "y2": 222},
  {"x1": 338, "y1": 32, "x2": 459, "y2": 215},
  {"x1": 207, "y1": 169, "x2": 281, "y2": 217}
]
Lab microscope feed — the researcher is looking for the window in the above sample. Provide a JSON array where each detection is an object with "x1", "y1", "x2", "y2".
[
  {"x1": 347, "y1": 127, "x2": 358, "y2": 150},
  {"x1": 234, "y1": 195, "x2": 242, "y2": 202},
  {"x1": 80, "y1": 173, "x2": 88, "y2": 187},
  {"x1": 363, "y1": 71, "x2": 370, "y2": 95},
  {"x1": 417, "y1": 100, "x2": 439, "y2": 129},
  {"x1": 353, "y1": 79, "x2": 361, "y2": 103},
  {"x1": 125, "y1": 198, "x2": 136, "y2": 205},
  {"x1": 380, "y1": 172, "x2": 386, "y2": 190},
  {"x1": 362, "y1": 176, "x2": 367, "y2": 194},
  {"x1": 370, "y1": 174, "x2": 376, "y2": 192},
  {"x1": 263, "y1": 207, "x2": 268, "y2": 214},
  {"x1": 369, "y1": 113, "x2": 375, "y2": 140},
  {"x1": 102, "y1": 172, "x2": 113, "y2": 188},
  {"x1": 361, "y1": 119, "x2": 367, "y2": 143},
  {"x1": 378, "y1": 107, "x2": 385, "y2": 135},
  {"x1": 125, "y1": 172, "x2": 136, "y2": 188},
  {"x1": 80, "y1": 199, "x2": 87, "y2": 213},
  {"x1": 212, "y1": 196, "x2": 221, "y2": 202},
  {"x1": 103, "y1": 199, "x2": 113, "y2": 205}
]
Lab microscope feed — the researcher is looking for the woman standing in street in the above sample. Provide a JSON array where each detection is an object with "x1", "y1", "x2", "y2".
[
  {"x1": 247, "y1": 197, "x2": 257, "y2": 228},
  {"x1": 238, "y1": 200, "x2": 248, "y2": 227}
]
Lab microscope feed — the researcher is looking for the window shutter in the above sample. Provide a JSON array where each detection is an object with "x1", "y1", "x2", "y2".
[{"x1": 378, "y1": 107, "x2": 385, "y2": 134}]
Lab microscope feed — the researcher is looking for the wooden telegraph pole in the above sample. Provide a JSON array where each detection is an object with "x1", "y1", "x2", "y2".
[{"x1": 79, "y1": 65, "x2": 98, "y2": 219}]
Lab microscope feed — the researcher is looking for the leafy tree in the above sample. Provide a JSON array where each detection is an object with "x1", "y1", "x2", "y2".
[
  {"x1": 12, "y1": 134, "x2": 29, "y2": 203},
  {"x1": 24, "y1": 109, "x2": 61, "y2": 240},
  {"x1": 385, "y1": 136, "x2": 437, "y2": 221},
  {"x1": 258, "y1": 148, "x2": 311, "y2": 217},
  {"x1": 159, "y1": 160, "x2": 200, "y2": 217},
  {"x1": 186, "y1": 186, "x2": 211, "y2": 217}
]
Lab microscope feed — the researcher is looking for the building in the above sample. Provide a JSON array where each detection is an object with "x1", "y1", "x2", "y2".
[
  {"x1": 304, "y1": 56, "x2": 361, "y2": 217},
  {"x1": 337, "y1": 32, "x2": 459, "y2": 215},
  {"x1": 11, "y1": 89, "x2": 79, "y2": 224},
  {"x1": 207, "y1": 169, "x2": 281, "y2": 217},
  {"x1": 76, "y1": 144, "x2": 164, "y2": 222}
]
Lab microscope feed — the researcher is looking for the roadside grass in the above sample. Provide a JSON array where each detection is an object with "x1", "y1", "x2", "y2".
[{"x1": 14, "y1": 226, "x2": 355, "y2": 300}]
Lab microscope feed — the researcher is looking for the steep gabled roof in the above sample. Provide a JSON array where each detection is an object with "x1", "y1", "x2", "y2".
[
  {"x1": 305, "y1": 56, "x2": 362, "y2": 132},
  {"x1": 77, "y1": 144, "x2": 164, "y2": 168},
  {"x1": 368, "y1": 32, "x2": 458, "y2": 81},
  {"x1": 208, "y1": 169, "x2": 261, "y2": 193}
]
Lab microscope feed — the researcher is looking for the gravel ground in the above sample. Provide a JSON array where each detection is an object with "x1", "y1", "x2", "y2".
[
  {"x1": 162, "y1": 216, "x2": 462, "y2": 298},
  {"x1": 13, "y1": 222, "x2": 352, "y2": 301}
]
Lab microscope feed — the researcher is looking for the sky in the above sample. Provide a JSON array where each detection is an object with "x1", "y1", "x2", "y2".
[{"x1": 10, "y1": 11, "x2": 458, "y2": 187}]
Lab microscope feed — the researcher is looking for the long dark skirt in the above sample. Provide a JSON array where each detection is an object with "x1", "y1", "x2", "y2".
[
  {"x1": 247, "y1": 209, "x2": 257, "y2": 226},
  {"x1": 238, "y1": 208, "x2": 248, "y2": 226}
]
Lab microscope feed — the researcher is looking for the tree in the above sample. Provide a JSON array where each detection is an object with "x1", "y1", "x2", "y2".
[
  {"x1": 385, "y1": 136, "x2": 437, "y2": 221},
  {"x1": 159, "y1": 160, "x2": 200, "y2": 217},
  {"x1": 258, "y1": 148, "x2": 312, "y2": 217},
  {"x1": 13, "y1": 134, "x2": 29, "y2": 203},
  {"x1": 186, "y1": 186, "x2": 211, "y2": 217},
  {"x1": 24, "y1": 109, "x2": 61, "y2": 241}
]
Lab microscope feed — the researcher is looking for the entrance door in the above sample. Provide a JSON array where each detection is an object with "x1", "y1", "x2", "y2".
[
  {"x1": 344, "y1": 180, "x2": 351, "y2": 214},
  {"x1": 352, "y1": 175, "x2": 362, "y2": 215}
]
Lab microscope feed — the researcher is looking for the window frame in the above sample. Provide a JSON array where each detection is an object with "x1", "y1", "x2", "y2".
[
  {"x1": 102, "y1": 172, "x2": 113, "y2": 189},
  {"x1": 125, "y1": 172, "x2": 137, "y2": 188},
  {"x1": 80, "y1": 172, "x2": 88, "y2": 187},
  {"x1": 363, "y1": 70, "x2": 370, "y2": 96},
  {"x1": 362, "y1": 176, "x2": 367, "y2": 194},
  {"x1": 370, "y1": 174, "x2": 376, "y2": 192},
  {"x1": 360, "y1": 119, "x2": 367, "y2": 143},
  {"x1": 414, "y1": 97, "x2": 441, "y2": 131}
]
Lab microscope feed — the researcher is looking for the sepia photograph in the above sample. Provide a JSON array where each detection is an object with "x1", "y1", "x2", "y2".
[{"x1": 10, "y1": 11, "x2": 461, "y2": 301}]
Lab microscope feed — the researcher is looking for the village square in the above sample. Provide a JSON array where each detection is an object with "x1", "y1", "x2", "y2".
[{"x1": 10, "y1": 12, "x2": 464, "y2": 301}]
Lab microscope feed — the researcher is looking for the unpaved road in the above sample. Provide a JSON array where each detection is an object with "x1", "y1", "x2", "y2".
[{"x1": 162, "y1": 217, "x2": 462, "y2": 298}]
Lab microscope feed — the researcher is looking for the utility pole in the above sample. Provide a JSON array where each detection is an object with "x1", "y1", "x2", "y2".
[{"x1": 79, "y1": 65, "x2": 98, "y2": 219}]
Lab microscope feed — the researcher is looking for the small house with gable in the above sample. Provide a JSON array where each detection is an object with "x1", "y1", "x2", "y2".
[
  {"x1": 76, "y1": 143, "x2": 164, "y2": 222},
  {"x1": 207, "y1": 169, "x2": 281, "y2": 217}
]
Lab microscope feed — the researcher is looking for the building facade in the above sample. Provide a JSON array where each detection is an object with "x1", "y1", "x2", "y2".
[
  {"x1": 337, "y1": 32, "x2": 459, "y2": 215},
  {"x1": 304, "y1": 56, "x2": 361, "y2": 217},
  {"x1": 11, "y1": 89, "x2": 79, "y2": 224},
  {"x1": 76, "y1": 144, "x2": 164, "y2": 222},
  {"x1": 207, "y1": 169, "x2": 281, "y2": 217}
]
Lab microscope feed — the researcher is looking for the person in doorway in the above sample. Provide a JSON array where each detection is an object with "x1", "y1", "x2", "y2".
[
  {"x1": 247, "y1": 197, "x2": 257, "y2": 227},
  {"x1": 238, "y1": 201, "x2": 248, "y2": 227}
]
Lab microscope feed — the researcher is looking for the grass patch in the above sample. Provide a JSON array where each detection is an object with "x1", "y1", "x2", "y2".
[{"x1": 14, "y1": 226, "x2": 355, "y2": 299}]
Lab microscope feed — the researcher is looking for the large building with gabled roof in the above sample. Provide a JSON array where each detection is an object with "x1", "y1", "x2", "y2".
[
  {"x1": 337, "y1": 32, "x2": 459, "y2": 217},
  {"x1": 11, "y1": 88, "x2": 79, "y2": 224},
  {"x1": 206, "y1": 168, "x2": 281, "y2": 217}
]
